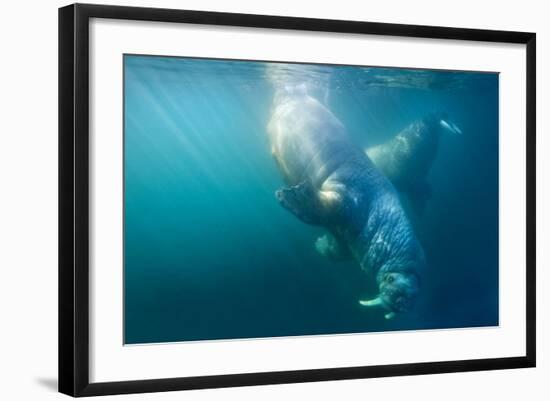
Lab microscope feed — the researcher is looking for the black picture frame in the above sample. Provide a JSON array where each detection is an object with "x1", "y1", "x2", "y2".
[{"x1": 59, "y1": 3, "x2": 536, "y2": 397}]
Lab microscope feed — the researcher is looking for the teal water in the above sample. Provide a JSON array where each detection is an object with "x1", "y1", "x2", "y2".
[{"x1": 124, "y1": 55, "x2": 499, "y2": 344}]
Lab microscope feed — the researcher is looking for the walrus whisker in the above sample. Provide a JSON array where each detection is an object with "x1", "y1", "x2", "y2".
[
  {"x1": 359, "y1": 297, "x2": 382, "y2": 307},
  {"x1": 385, "y1": 312, "x2": 396, "y2": 320}
]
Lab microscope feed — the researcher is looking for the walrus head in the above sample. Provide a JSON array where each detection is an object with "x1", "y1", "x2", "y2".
[{"x1": 359, "y1": 270, "x2": 420, "y2": 319}]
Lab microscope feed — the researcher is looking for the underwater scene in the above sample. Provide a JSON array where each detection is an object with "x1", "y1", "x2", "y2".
[{"x1": 124, "y1": 55, "x2": 499, "y2": 344}]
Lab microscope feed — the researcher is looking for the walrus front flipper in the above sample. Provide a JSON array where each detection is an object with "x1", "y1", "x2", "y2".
[
  {"x1": 276, "y1": 181, "x2": 325, "y2": 225},
  {"x1": 315, "y1": 233, "x2": 352, "y2": 261}
]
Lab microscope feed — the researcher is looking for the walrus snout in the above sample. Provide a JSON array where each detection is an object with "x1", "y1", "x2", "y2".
[{"x1": 359, "y1": 271, "x2": 420, "y2": 319}]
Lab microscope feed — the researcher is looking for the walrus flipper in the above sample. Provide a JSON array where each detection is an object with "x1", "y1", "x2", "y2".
[
  {"x1": 276, "y1": 181, "x2": 325, "y2": 225},
  {"x1": 315, "y1": 233, "x2": 352, "y2": 261}
]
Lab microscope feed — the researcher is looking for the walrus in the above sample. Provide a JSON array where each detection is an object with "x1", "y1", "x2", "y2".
[
  {"x1": 366, "y1": 114, "x2": 462, "y2": 214},
  {"x1": 267, "y1": 81, "x2": 425, "y2": 319}
]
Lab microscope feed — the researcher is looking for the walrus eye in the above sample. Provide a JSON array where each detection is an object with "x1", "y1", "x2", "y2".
[{"x1": 386, "y1": 275, "x2": 394, "y2": 283}]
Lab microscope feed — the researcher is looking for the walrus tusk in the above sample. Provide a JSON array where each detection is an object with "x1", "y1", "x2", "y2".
[
  {"x1": 440, "y1": 119, "x2": 462, "y2": 135},
  {"x1": 359, "y1": 297, "x2": 382, "y2": 307},
  {"x1": 360, "y1": 299, "x2": 397, "y2": 319}
]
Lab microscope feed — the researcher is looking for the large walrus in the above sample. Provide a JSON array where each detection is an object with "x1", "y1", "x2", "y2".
[{"x1": 267, "y1": 81, "x2": 425, "y2": 319}]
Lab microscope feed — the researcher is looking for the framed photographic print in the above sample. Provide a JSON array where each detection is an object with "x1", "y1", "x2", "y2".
[{"x1": 58, "y1": 3, "x2": 536, "y2": 397}]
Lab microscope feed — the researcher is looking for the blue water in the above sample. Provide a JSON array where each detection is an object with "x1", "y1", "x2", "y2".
[{"x1": 124, "y1": 55, "x2": 499, "y2": 344}]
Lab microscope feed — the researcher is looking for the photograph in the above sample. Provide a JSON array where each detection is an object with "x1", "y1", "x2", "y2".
[
  {"x1": 123, "y1": 55, "x2": 499, "y2": 345},
  {"x1": 0, "y1": 0, "x2": 541, "y2": 399}
]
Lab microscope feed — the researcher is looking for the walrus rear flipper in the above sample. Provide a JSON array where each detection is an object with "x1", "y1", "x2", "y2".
[
  {"x1": 315, "y1": 232, "x2": 352, "y2": 261},
  {"x1": 276, "y1": 181, "x2": 325, "y2": 225}
]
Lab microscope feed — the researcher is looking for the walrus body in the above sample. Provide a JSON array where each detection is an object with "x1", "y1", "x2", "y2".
[
  {"x1": 366, "y1": 114, "x2": 461, "y2": 214},
  {"x1": 268, "y1": 87, "x2": 425, "y2": 318}
]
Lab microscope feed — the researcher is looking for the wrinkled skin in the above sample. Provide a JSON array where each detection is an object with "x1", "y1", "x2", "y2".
[{"x1": 268, "y1": 88, "x2": 425, "y2": 317}]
